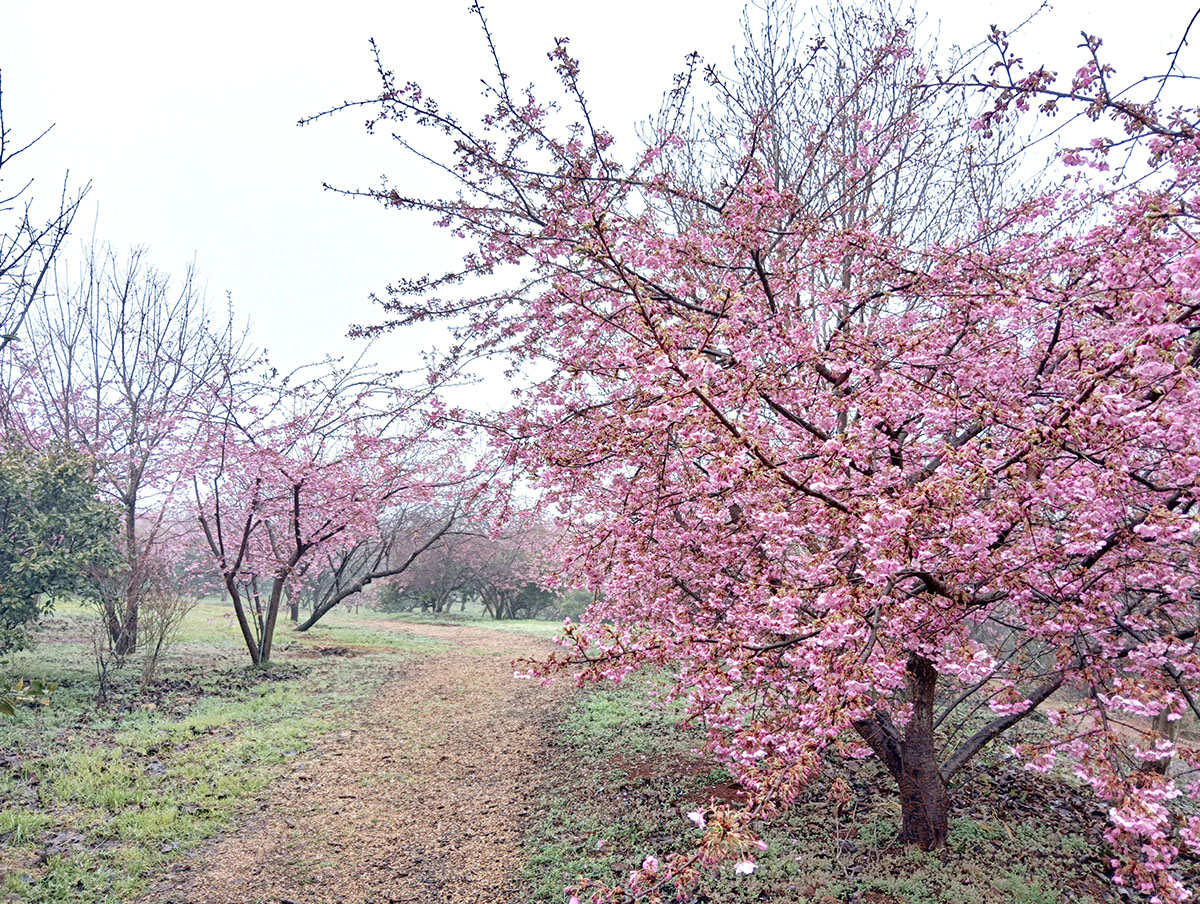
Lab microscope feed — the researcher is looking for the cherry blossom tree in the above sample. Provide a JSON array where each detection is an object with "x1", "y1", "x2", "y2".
[
  {"x1": 467, "y1": 519, "x2": 559, "y2": 620},
  {"x1": 377, "y1": 513, "x2": 560, "y2": 618},
  {"x1": 189, "y1": 357, "x2": 469, "y2": 664},
  {"x1": 381, "y1": 525, "x2": 480, "y2": 614},
  {"x1": 317, "y1": 4, "x2": 1200, "y2": 900}
]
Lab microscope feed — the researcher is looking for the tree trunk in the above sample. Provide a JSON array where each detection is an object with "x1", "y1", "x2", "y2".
[
  {"x1": 896, "y1": 743, "x2": 950, "y2": 848},
  {"x1": 259, "y1": 576, "x2": 286, "y2": 664},
  {"x1": 853, "y1": 654, "x2": 950, "y2": 850},
  {"x1": 225, "y1": 577, "x2": 262, "y2": 665},
  {"x1": 115, "y1": 484, "x2": 139, "y2": 655},
  {"x1": 102, "y1": 599, "x2": 122, "y2": 649},
  {"x1": 115, "y1": 596, "x2": 138, "y2": 656},
  {"x1": 1141, "y1": 708, "x2": 1179, "y2": 775}
]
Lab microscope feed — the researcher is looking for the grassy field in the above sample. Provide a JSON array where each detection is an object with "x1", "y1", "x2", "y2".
[
  {"x1": 520, "y1": 671, "x2": 1199, "y2": 904},
  {"x1": 0, "y1": 600, "x2": 449, "y2": 904},
  {"x1": 382, "y1": 607, "x2": 567, "y2": 638}
]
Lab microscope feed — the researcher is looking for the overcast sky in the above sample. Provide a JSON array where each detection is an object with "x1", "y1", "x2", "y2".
[{"x1": 0, "y1": 0, "x2": 1193, "y2": 377}]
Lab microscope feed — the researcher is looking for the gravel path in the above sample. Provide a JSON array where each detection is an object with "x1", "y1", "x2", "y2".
[{"x1": 147, "y1": 622, "x2": 567, "y2": 904}]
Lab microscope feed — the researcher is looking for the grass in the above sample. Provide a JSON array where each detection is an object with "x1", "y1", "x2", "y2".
[
  {"x1": 518, "y1": 670, "x2": 1168, "y2": 904},
  {"x1": 0, "y1": 598, "x2": 441, "y2": 904},
  {"x1": 374, "y1": 602, "x2": 570, "y2": 639}
]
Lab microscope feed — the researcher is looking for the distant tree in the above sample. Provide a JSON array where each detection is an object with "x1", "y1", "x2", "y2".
[
  {"x1": 385, "y1": 522, "x2": 484, "y2": 614},
  {"x1": 490, "y1": 581, "x2": 556, "y2": 620},
  {"x1": 468, "y1": 529, "x2": 557, "y2": 620},
  {"x1": 189, "y1": 359, "x2": 467, "y2": 664},
  {"x1": 0, "y1": 443, "x2": 117, "y2": 653},
  {"x1": 375, "y1": 579, "x2": 405, "y2": 612},
  {"x1": 388, "y1": 515, "x2": 559, "y2": 619}
]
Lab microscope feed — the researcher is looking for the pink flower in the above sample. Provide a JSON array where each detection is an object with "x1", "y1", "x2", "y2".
[
  {"x1": 686, "y1": 809, "x2": 706, "y2": 829},
  {"x1": 734, "y1": 860, "x2": 756, "y2": 875}
]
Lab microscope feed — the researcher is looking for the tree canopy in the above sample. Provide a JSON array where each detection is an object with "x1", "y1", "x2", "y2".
[{"x1": 319, "y1": 3, "x2": 1200, "y2": 900}]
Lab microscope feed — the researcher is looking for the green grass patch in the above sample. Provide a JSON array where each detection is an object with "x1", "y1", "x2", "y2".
[
  {"x1": 0, "y1": 601, "x2": 421, "y2": 903},
  {"x1": 379, "y1": 608, "x2": 568, "y2": 639},
  {"x1": 286, "y1": 619, "x2": 447, "y2": 653}
]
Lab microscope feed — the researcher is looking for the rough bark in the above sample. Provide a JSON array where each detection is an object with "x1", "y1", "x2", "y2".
[
  {"x1": 853, "y1": 654, "x2": 950, "y2": 850},
  {"x1": 1141, "y1": 708, "x2": 1179, "y2": 775}
]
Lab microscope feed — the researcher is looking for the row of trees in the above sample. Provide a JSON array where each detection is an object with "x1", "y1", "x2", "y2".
[
  {"x1": 316, "y1": 1, "x2": 1200, "y2": 901},
  {"x1": 0, "y1": 74, "x2": 561, "y2": 673},
  {"x1": 376, "y1": 519, "x2": 570, "y2": 620},
  {"x1": 2, "y1": 271, "x2": 553, "y2": 665}
]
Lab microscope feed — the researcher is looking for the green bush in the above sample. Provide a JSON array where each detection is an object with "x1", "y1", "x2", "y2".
[{"x1": 0, "y1": 443, "x2": 118, "y2": 654}]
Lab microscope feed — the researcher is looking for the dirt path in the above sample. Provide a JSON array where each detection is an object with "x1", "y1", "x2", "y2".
[{"x1": 146, "y1": 623, "x2": 568, "y2": 904}]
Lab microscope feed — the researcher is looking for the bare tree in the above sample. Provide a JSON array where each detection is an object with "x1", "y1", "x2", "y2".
[
  {"x1": 137, "y1": 551, "x2": 200, "y2": 690},
  {"x1": 0, "y1": 71, "x2": 87, "y2": 353},
  {"x1": 645, "y1": 0, "x2": 1027, "y2": 297},
  {"x1": 25, "y1": 242, "x2": 250, "y2": 654},
  {"x1": 0, "y1": 71, "x2": 87, "y2": 435}
]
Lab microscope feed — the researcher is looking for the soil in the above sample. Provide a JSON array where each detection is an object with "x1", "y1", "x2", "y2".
[{"x1": 142, "y1": 622, "x2": 568, "y2": 904}]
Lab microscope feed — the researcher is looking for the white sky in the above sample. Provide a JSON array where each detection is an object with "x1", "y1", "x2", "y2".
[{"x1": 0, "y1": 0, "x2": 1193, "y2": 376}]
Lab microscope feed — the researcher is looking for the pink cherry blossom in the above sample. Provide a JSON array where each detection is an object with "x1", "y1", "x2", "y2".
[{"x1": 323, "y1": 7, "x2": 1200, "y2": 901}]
